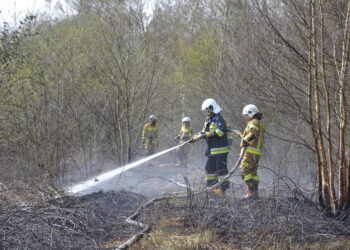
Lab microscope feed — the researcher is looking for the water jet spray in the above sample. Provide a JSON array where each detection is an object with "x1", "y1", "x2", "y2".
[{"x1": 67, "y1": 141, "x2": 192, "y2": 194}]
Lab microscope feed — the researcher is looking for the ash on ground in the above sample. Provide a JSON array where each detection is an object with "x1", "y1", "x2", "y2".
[{"x1": 0, "y1": 191, "x2": 145, "y2": 249}]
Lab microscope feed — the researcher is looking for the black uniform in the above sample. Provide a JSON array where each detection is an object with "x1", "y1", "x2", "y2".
[{"x1": 201, "y1": 113, "x2": 230, "y2": 191}]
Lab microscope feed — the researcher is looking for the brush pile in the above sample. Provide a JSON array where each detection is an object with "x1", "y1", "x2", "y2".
[
  {"x1": 0, "y1": 190, "x2": 145, "y2": 249},
  {"x1": 2, "y1": 186, "x2": 350, "y2": 249}
]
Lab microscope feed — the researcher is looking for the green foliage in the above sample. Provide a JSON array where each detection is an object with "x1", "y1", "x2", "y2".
[
  {"x1": 0, "y1": 0, "x2": 327, "y2": 194},
  {"x1": 181, "y1": 32, "x2": 222, "y2": 75}
]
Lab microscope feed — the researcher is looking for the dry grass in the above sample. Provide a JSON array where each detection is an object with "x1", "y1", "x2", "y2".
[
  {"x1": 135, "y1": 229, "x2": 215, "y2": 249},
  {"x1": 134, "y1": 190, "x2": 350, "y2": 249}
]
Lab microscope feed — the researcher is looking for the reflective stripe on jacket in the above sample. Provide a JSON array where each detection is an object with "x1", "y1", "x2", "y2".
[
  {"x1": 241, "y1": 119, "x2": 265, "y2": 155},
  {"x1": 201, "y1": 113, "x2": 229, "y2": 156},
  {"x1": 178, "y1": 125, "x2": 193, "y2": 143},
  {"x1": 142, "y1": 123, "x2": 158, "y2": 144}
]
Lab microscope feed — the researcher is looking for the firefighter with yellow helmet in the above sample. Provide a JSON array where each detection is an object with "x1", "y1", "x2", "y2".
[
  {"x1": 190, "y1": 99, "x2": 230, "y2": 195},
  {"x1": 239, "y1": 104, "x2": 265, "y2": 199},
  {"x1": 142, "y1": 115, "x2": 159, "y2": 156},
  {"x1": 175, "y1": 117, "x2": 193, "y2": 167}
]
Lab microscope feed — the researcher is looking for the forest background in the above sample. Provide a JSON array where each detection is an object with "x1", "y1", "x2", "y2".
[{"x1": 1, "y1": 0, "x2": 350, "y2": 214}]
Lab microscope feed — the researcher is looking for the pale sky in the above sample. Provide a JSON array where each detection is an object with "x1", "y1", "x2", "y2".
[
  {"x1": 0, "y1": 0, "x2": 155, "y2": 25},
  {"x1": 0, "y1": 0, "x2": 72, "y2": 25}
]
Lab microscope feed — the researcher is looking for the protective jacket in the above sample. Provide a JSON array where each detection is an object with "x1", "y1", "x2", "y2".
[
  {"x1": 178, "y1": 125, "x2": 193, "y2": 143},
  {"x1": 240, "y1": 117, "x2": 265, "y2": 190},
  {"x1": 201, "y1": 113, "x2": 229, "y2": 156},
  {"x1": 241, "y1": 118, "x2": 265, "y2": 155},
  {"x1": 142, "y1": 123, "x2": 158, "y2": 149}
]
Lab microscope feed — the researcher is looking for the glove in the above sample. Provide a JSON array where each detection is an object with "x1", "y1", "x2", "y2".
[
  {"x1": 189, "y1": 135, "x2": 198, "y2": 143},
  {"x1": 240, "y1": 140, "x2": 249, "y2": 148},
  {"x1": 205, "y1": 131, "x2": 213, "y2": 138},
  {"x1": 240, "y1": 135, "x2": 257, "y2": 147},
  {"x1": 233, "y1": 130, "x2": 243, "y2": 138},
  {"x1": 248, "y1": 134, "x2": 257, "y2": 142},
  {"x1": 189, "y1": 134, "x2": 202, "y2": 143}
]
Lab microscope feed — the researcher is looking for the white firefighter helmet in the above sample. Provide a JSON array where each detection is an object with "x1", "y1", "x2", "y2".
[
  {"x1": 201, "y1": 98, "x2": 222, "y2": 114},
  {"x1": 149, "y1": 114, "x2": 157, "y2": 122},
  {"x1": 242, "y1": 104, "x2": 259, "y2": 118},
  {"x1": 182, "y1": 117, "x2": 191, "y2": 123}
]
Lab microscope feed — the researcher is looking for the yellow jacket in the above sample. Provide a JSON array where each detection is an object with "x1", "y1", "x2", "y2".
[
  {"x1": 178, "y1": 125, "x2": 193, "y2": 143},
  {"x1": 142, "y1": 123, "x2": 158, "y2": 146},
  {"x1": 241, "y1": 118, "x2": 265, "y2": 155}
]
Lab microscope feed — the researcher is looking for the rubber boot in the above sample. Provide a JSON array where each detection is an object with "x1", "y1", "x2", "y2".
[
  {"x1": 242, "y1": 183, "x2": 252, "y2": 199},
  {"x1": 242, "y1": 183, "x2": 257, "y2": 199},
  {"x1": 207, "y1": 188, "x2": 225, "y2": 205},
  {"x1": 207, "y1": 190, "x2": 218, "y2": 205},
  {"x1": 252, "y1": 182, "x2": 259, "y2": 199},
  {"x1": 213, "y1": 188, "x2": 224, "y2": 196}
]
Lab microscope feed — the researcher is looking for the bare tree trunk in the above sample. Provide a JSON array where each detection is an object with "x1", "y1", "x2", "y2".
[
  {"x1": 319, "y1": 0, "x2": 337, "y2": 214},
  {"x1": 344, "y1": 155, "x2": 350, "y2": 210},
  {"x1": 311, "y1": 0, "x2": 331, "y2": 210},
  {"x1": 338, "y1": 0, "x2": 350, "y2": 210},
  {"x1": 308, "y1": 0, "x2": 327, "y2": 209}
]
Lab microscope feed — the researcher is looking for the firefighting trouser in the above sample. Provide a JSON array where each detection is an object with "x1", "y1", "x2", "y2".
[
  {"x1": 144, "y1": 143, "x2": 156, "y2": 156},
  {"x1": 205, "y1": 153, "x2": 229, "y2": 192},
  {"x1": 241, "y1": 152, "x2": 260, "y2": 190},
  {"x1": 177, "y1": 144, "x2": 189, "y2": 167}
]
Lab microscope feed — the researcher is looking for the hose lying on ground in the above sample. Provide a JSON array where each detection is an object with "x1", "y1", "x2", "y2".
[{"x1": 116, "y1": 148, "x2": 246, "y2": 250}]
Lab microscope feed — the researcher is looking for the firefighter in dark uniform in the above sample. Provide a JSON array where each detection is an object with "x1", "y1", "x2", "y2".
[{"x1": 190, "y1": 98, "x2": 230, "y2": 196}]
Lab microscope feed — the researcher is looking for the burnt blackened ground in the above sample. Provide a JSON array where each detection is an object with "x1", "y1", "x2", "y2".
[
  {"x1": 2, "y1": 188, "x2": 350, "y2": 249},
  {"x1": 0, "y1": 157, "x2": 344, "y2": 249},
  {"x1": 0, "y1": 191, "x2": 145, "y2": 249}
]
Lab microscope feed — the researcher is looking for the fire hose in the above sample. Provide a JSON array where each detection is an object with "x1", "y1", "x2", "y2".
[{"x1": 116, "y1": 144, "x2": 246, "y2": 250}]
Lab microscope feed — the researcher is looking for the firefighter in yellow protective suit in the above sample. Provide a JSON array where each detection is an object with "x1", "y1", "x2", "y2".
[
  {"x1": 175, "y1": 117, "x2": 193, "y2": 167},
  {"x1": 238, "y1": 104, "x2": 265, "y2": 199},
  {"x1": 142, "y1": 115, "x2": 158, "y2": 156}
]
